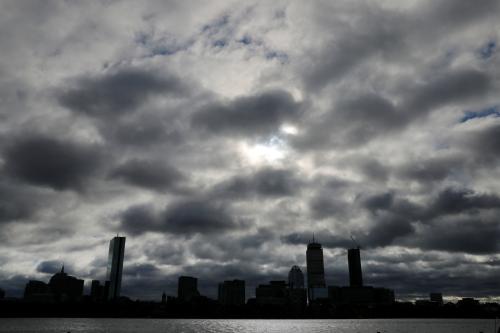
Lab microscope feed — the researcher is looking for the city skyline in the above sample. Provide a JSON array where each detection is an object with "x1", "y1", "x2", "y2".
[
  {"x1": 6, "y1": 235, "x2": 489, "y2": 305},
  {"x1": 0, "y1": 0, "x2": 499, "y2": 303}
]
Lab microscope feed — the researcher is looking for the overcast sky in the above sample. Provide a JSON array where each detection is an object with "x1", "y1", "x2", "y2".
[{"x1": 0, "y1": 0, "x2": 499, "y2": 302}]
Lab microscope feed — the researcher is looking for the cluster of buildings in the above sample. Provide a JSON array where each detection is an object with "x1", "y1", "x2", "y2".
[
  {"x1": 170, "y1": 238, "x2": 395, "y2": 308},
  {"x1": 23, "y1": 236, "x2": 126, "y2": 303},
  {"x1": 21, "y1": 234, "x2": 397, "y2": 307}
]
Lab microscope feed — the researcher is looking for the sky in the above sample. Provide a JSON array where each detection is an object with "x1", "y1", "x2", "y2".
[{"x1": 0, "y1": 0, "x2": 499, "y2": 302}]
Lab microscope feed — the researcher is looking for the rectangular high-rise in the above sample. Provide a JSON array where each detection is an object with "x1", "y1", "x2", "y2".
[
  {"x1": 106, "y1": 236, "x2": 126, "y2": 300},
  {"x1": 218, "y1": 279, "x2": 245, "y2": 306},
  {"x1": 348, "y1": 248, "x2": 363, "y2": 287},
  {"x1": 178, "y1": 276, "x2": 200, "y2": 302},
  {"x1": 306, "y1": 241, "x2": 326, "y2": 302}
]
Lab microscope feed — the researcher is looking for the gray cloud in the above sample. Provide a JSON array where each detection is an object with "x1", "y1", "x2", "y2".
[
  {"x1": 426, "y1": 187, "x2": 500, "y2": 218},
  {"x1": 36, "y1": 260, "x2": 69, "y2": 274},
  {"x1": 406, "y1": 69, "x2": 491, "y2": 113},
  {"x1": 2, "y1": 134, "x2": 103, "y2": 191},
  {"x1": 109, "y1": 158, "x2": 185, "y2": 192},
  {"x1": 191, "y1": 89, "x2": 302, "y2": 136},
  {"x1": 58, "y1": 68, "x2": 188, "y2": 117},
  {"x1": 120, "y1": 200, "x2": 240, "y2": 236},
  {"x1": 295, "y1": 67, "x2": 493, "y2": 151},
  {"x1": 412, "y1": 218, "x2": 500, "y2": 254},
  {"x1": 210, "y1": 167, "x2": 301, "y2": 199}
]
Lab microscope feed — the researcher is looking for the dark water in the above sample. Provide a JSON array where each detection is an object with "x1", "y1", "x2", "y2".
[{"x1": 0, "y1": 318, "x2": 497, "y2": 333}]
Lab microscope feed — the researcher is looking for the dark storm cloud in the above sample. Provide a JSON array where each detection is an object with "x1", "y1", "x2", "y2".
[
  {"x1": 303, "y1": 0, "x2": 498, "y2": 92},
  {"x1": 210, "y1": 167, "x2": 301, "y2": 199},
  {"x1": 58, "y1": 68, "x2": 188, "y2": 117},
  {"x1": 292, "y1": 93, "x2": 402, "y2": 149},
  {"x1": 358, "y1": 188, "x2": 500, "y2": 251},
  {"x1": 427, "y1": 0, "x2": 500, "y2": 29},
  {"x1": 360, "y1": 187, "x2": 500, "y2": 220},
  {"x1": 308, "y1": 195, "x2": 348, "y2": 220},
  {"x1": 359, "y1": 192, "x2": 421, "y2": 219},
  {"x1": 0, "y1": 180, "x2": 39, "y2": 223},
  {"x1": 360, "y1": 216, "x2": 415, "y2": 248},
  {"x1": 411, "y1": 218, "x2": 500, "y2": 255},
  {"x1": 362, "y1": 192, "x2": 394, "y2": 212},
  {"x1": 461, "y1": 123, "x2": 500, "y2": 162},
  {"x1": 406, "y1": 69, "x2": 491, "y2": 113},
  {"x1": 302, "y1": 6, "x2": 405, "y2": 91},
  {"x1": 123, "y1": 262, "x2": 161, "y2": 278},
  {"x1": 395, "y1": 155, "x2": 463, "y2": 183},
  {"x1": 295, "y1": 67, "x2": 493, "y2": 150},
  {"x1": 2, "y1": 134, "x2": 103, "y2": 191},
  {"x1": 109, "y1": 158, "x2": 185, "y2": 192},
  {"x1": 120, "y1": 200, "x2": 239, "y2": 236},
  {"x1": 334, "y1": 94, "x2": 403, "y2": 142},
  {"x1": 425, "y1": 187, "x2": 500, "y2": 218},
  {"x1": 110, "y1": 115, "x2": 183, "y2": 146},
  {"x1": 191, "y1": 89, "x2": 302, "y2": 136}
]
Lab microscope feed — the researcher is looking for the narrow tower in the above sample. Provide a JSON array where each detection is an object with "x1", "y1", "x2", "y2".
[
  {"x1": 106, "y1": 236, "x2": 126, "y2": 300},
  {"x1": 348, "y1": 247, "x2": 363, "y2": 287},
  {"x1": 306, "y1": 238, "x2": 326, "y2": 301}
]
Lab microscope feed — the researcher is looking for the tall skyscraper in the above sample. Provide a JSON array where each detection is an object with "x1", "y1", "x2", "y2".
[
  {"x1": 106, "y1": 236, "x2": 126, "y2": 300},
  {"x1": 348, "y1": 247, "x2": 363, "y2": 287},
  {"x1": 306, "y1": 239, "x2": 326, "y2": 301},
  {"x1": 288, "y1": 265, "x2": 305, "y2": 289}
]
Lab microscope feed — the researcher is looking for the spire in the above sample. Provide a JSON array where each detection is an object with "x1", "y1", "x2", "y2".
[
  {"x1": 312, "y1": 233, "x2": 315, "y2": 243},
  {"x1": 61, "y1": 264, "x2": 65, "y2": 274}
]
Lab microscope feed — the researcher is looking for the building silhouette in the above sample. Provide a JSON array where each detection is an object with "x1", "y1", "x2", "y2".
[
  {"x1": 430, "y1": 292, "x2": 443, "y2": 304},
  {"x1": 328, "y1": 247, "x2": 395, "y2": 305},
  {"x1": 23, "y1": 280, "x2": 52, "y2": 302},
  {"x1": 178, "y1": 276, "x2": 200, "y2": 302},
  {"x1": 348, "y1": 247, "x2": 363, "y2": 287},
  {"x1": 288, "y1": 265, "x2": 304, "y2": 289},
  {"x1": 306, "y1": 238, "x2": 326, "y2": 301},
  {"x1": 162, "y1": 291, "x2": 166, "y2": 304},
  {"x1": 90, "y1": 280, "x2": 109, "y2": 301},
  {"x1": 107, "y1": 236, "x2": 125, "y2": 300},
  {"x1": 218, "y1": 279, "x2": 245, "y2": 306},
  {"x1": 48, "y1": 266, "x2": 84, "y2": 302},
  {"x1": 256, "y1": 281, "x2": 288, "y2": 306},
  {"x1": 328, "y1": 285, "x2": 394, "y2": 305}
]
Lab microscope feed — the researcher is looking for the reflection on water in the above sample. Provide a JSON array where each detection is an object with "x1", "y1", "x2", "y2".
[{"x1": 0, "y1": 318, "x2": 496, "y2": 333}]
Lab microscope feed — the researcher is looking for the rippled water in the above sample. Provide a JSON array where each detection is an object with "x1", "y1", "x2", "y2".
[{"x1": 0, "y1": 318, "x2": 497, "y2": 333}]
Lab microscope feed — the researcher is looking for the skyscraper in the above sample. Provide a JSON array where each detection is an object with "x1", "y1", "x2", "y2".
[
  {"x1": 288, "y1": 265, "x2": 305, "y2": 289},
  {"x1": 106, "y1": 236, "x2": 126, "y2": 300},
  {"x1": 348, "y1": 247, "x2": 363, "y2": 287},
  {"x1": 306, "y1": 239, "x2": 326, "y2": 301}
]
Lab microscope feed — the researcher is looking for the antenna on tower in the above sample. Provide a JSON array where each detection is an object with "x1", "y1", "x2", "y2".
[{"x1": 350, "y1": 235, "x2": 360, "y2": 249}]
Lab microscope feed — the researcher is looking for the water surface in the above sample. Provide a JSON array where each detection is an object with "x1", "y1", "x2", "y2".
[{"x1": 0, "y1": 318, "x2": 497, "y2": 333}]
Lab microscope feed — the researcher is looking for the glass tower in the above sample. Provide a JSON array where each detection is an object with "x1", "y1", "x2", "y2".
[{"x1": 106, "y1": 236, "x2": 126, "y2": 300}]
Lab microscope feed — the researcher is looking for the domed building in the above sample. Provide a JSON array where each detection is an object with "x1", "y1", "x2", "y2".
[
  {"x1": 48, "y1": 266, "x2": 84, "y2": 302},
  {"x1": 288, "y1": 265, "x2": 304, "y2": 289}
]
